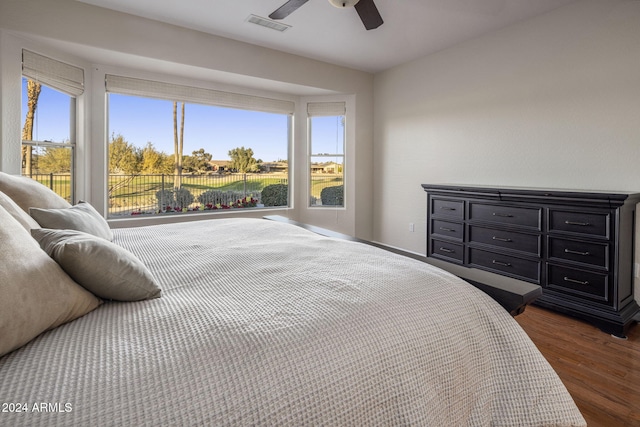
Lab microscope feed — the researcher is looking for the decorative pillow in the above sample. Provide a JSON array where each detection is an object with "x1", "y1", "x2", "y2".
[
  {"x1": 0, "y1": 190, "x2": 40, "y2": 231},
  {"x1": 0, "y1": 171, "x2": 71, "y2": 212},
  {"x1": 32, "y1": 228, "x2": 162, "y2": 302},
  {"x1": 30, "y1": 201, "x2": 114, "y2": 241},
  {"x1": 0, "y1": 206, "x2": 102, "y2": 358}
]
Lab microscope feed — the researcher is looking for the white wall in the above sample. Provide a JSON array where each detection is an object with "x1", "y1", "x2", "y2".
[
  {"x1": 0, "y1": 0, "x2": 374, "y2": 238},
  {"x1": 373, "y1": 0, "x2": 640, "y2": 253},
  {"x1": 373, "y1": 0, "x2": 640, "y2": 302}
]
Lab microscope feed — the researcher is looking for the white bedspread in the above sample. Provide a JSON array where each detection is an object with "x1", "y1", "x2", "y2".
[{"x1": 0, "y1": 218, "x2": 585, "y2": 426}]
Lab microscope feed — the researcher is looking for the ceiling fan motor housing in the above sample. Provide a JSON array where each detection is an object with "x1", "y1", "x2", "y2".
[{"x1": 328, "y1": 0, "x2": 361, "y2": 8}]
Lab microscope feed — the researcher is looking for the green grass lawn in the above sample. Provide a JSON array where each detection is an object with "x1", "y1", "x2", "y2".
[
  {"x1": 310, "y1": 175, "x2": 343, "y2": 200},
  {"x1": 31, "y1": 175, "x2": 72, "y2": 202},
  {"x1": 108, "y1": 174, "x2": 289, "y2": 213},
  {"x1": 29, "y1": 173, "x2": 344, "y2": 214}
]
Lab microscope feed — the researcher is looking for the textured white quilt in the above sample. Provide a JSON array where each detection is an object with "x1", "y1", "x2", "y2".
[{"x1": 0, "y1": 218, "x2": 585, "y2": 426}]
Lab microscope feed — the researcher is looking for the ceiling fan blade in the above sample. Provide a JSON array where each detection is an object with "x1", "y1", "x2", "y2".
[
  {"x1": 269, "y1": 0, "x2": 309, "y2": 20},
  {"x1": 354, "y1": 0, "x2": 383, "y2": 30}
]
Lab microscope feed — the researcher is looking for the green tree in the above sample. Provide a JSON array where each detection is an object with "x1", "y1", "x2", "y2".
[
  {"x1": 109, "y1": 133, "x2": 141, "y2": 174},
  {"x1": 228, "y1": 146, "x2": 260, "y2": 173},
  {"x1": 141, "y1": 142, "x2": 173, "y2": 174},
  {"x1": 38, "y1": 146, "x2": 72, "y2": 173},
  {"x1": 183, "y1": 148, "x2": 212, "y2": 173}
]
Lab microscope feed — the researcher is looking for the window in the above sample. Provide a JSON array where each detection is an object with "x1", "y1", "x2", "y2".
[
  {"x1": 308, "y1": 102, "x2": 345, "y2": 207},
  {"x1": 105, "y1": 75, "x2": 293, "y2": 217},
  {"x1": 21, "y1": 50, "x2": 83, "y2": 203}
]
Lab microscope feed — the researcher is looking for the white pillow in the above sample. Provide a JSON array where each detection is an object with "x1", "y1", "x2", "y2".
[
  {"x1": 0, "y1": 206, "x2": 101, "y2": 358},
  {"x1": 32, "y1": 228, "x2": 162, "y2": 302},
  {"x1": 0, "y1": 190, "x2": 40, "y2": 230},
  {"x1": 30, "y1": 201, "x2": 114, "y2": 241},
  {"x1": 0, "y1": 171, "x2": 71, "y2": 212}
]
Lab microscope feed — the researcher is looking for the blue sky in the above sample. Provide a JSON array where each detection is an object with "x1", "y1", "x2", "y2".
[
  {"x1": 21, "y1": 80, "x2": 72, "y2": 143},
  {"x1": 22, "y1": 79, "x2": 343, "y2": 164},
  {"x1": 108, "y1": 94, "x2": 290, "y2": 162}
]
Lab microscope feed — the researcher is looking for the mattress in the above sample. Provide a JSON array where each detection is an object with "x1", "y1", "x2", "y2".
[{"x1": 0, "y1": 218, "x2": 585, "y2": 426}]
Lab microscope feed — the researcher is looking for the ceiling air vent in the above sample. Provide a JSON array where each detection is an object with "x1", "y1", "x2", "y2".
[{"x1": 246, "y1": 15, "x2": 291, "y2": 32}]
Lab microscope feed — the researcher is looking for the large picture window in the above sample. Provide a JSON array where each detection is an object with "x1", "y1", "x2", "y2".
[
  {"x1": 308, "y1": 102, "x2": 345, "y2": 207},
  {"x1": 21, "y1": 50, "x2": 83, "y2": 203},
  {"x1": 106, "y1": 75, "x2": 293, "y2": 217}
]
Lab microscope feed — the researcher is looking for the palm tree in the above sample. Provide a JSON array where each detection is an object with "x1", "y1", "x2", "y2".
[
  {"x1": 21, "y1": 79, "x2": 42, "y2": 175},
  {"x1": 173, "y1": 101, "x2": 185, "y2": 188}
]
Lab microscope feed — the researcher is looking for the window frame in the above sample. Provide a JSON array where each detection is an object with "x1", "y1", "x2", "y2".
[
  {"x1": 104, "y1": 74, "x2": 295, "y2": 217},
  {"x1": 21, "y1": 50, "x2": 83, "y2": 204},
  {"x1": 307, "y1": 102, "x2": 346, "y2": 208}
]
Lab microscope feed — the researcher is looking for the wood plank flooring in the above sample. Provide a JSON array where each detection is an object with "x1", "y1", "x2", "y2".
[{"x1": 515, "y1": 305, "x2": 640, "y2": 427}]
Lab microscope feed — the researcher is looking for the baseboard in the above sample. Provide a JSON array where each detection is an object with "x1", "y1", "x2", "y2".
[{"x1": 369, "y1": 241, "x2": 426, "y2": 258}]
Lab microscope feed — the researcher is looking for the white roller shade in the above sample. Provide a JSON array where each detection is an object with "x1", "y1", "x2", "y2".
[
  {"x1": 307, "y1": 102, "x2": 346, "y2": 116},
  {"x1": 22, "y1": 50, "x2": 84, "y2": 96},
  {"x1": 105, "y1": 74, "x2": 295, "y2": 115}
]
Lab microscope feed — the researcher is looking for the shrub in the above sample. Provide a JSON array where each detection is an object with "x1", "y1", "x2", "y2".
[
  {"x1": 197, "y1": 190, "x2": 261, "y2": 206},
  {"x1": 320, "y1": 185, "x2": 344, "y2": 206},
  {"x1": 174, "y1": 187, "x2": 194, "y2": 209},
  {"x1": 156, "y1": 187, "x2": 194, "y2": 211},
  {"x1": 261, "y1": 184, "x2": 288, "y2": 207},
  {"x1": 156, "y1": 189, "x2": 175, "y2": 211}
]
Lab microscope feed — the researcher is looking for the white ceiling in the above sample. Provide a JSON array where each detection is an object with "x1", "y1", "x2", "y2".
[{"x1": 75, "y1": 0, "x2": 579, "y2": 73}]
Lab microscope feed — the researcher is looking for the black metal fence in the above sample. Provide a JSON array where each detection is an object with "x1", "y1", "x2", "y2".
[
  {"x1": 27, "y1": 173, "x2": 73, "y2": 203},
  {"x1": 25, "y1": 172, "x2": 345, "y2": 215},
  {"x1": 108, "y1": 173, "x2": 288, "y2": 216}
]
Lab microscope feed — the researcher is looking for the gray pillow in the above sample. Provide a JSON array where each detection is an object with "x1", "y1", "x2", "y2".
[
  {"x1": 0, "y1": 171, "x2": 71, "y2": 212},
  {"x1": 0, "y1": 206, "x2": 101, "y2": 358},
  {"x1": 31, "y1": 228, "x2": 162, "y2": 302},
  {"x1": 30, "y1": 201, "x2": 114, "y2": 241},
  {"x1": 0, "y1": 190, "x2": 40, "y2": 231}
]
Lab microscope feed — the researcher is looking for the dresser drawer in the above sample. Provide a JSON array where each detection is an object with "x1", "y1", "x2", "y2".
[
  {"x1": 469, "y1": 225, "x2": 540, "y2": 255},
  {"x1": 469, "y1": 203, "x2": 541, "y2": 230},
  {"x1": 548, "y1": 209, "x2": 609, "y2": 238},
  {"x1": 431, "y1": 219, "x2": 463, "y2": 241},
  {"x1": 468, "y1": 248, "x2": 540, "y2": 283},
  {"x1": 548, "y1": 237, "x2": 609, "y2": 270},
  {"x1": 430, "y1": 239, "x2": 464, "y2": 263},
  {"x1": 431, "y1": 198, "x2": 464, "y2": 220},
  {"x1": 547, "y1": 264, "x2": 610, "y2": 304}
]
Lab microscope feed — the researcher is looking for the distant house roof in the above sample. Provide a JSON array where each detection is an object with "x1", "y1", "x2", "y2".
[
  {"x1": 209, "y1": 160, "x2": 231, "y2": 171},
  {"x1": 261, "y1": 162, "x2": 288, "y2": 172},
  {"x1": 311, "y1": 162, "x2": 341, "y2": 173},
  {"x1": 210, "y1": 160, "x2": 230, "y2": 166}
]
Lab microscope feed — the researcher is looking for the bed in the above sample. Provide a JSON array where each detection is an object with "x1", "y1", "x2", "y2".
[{"x1": 0, "y1": 173, "x2": 586, "y2": 426}]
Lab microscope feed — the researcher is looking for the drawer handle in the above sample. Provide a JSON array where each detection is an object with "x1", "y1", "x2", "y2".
[
  {"x1": 440, "y1": 207, "x2": 457, "y2": 211},
  {"x1": 439, "y1": 247, "x2": 455, "y2": 253},
  {"x1": 439, "y1": 227, "x2": 456, "y2": 232},
  {"x1": 564, "y1": 276, "x2": 589, "y2": 286},
  {"x1": 492, "y1": 260, "x2": 512, "y2": 267},
  {"x1": 565, "y1": 220, "x2": 590, "y2": 226},
  {"x1": 492, "y1": 236, "x2": 512, "y2": 242},
  {"x1": 564, "y1": 248, "x2": 590, "y2": 256},
  {"x1": 493, "y1": 213, "x2": 514, "y2": 218}
]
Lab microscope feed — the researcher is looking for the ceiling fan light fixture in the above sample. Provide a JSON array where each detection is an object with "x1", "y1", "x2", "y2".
[{"x1": 328, "y1": 0, "x2": 360, "y2": 8}]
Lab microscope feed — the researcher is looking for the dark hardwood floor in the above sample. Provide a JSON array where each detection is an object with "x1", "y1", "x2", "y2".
[{"x1": 515, "y1": 305, "x2": 640, "y2": 427}]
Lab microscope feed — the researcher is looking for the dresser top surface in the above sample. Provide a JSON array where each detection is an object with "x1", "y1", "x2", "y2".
[{"x1": 421, "y1": 184, "x2": 640, "y2": 203}]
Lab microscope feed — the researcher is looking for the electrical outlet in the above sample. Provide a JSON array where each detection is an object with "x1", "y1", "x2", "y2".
[
  {"x1": 635, "y1": 263, "x2": 640, "y2": 278},
  {"x1": 409, "y1": 223, "x2": 415, "y2": 232}
]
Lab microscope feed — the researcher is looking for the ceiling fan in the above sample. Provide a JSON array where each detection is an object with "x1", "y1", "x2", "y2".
[{"x1": 269, "y1": 0, "x2": 383, "y2": 30}]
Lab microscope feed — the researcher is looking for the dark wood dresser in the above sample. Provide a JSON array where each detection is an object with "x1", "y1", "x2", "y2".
[{"x1": 422, "y1": 184, "x2": 640, "y2": 337}]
